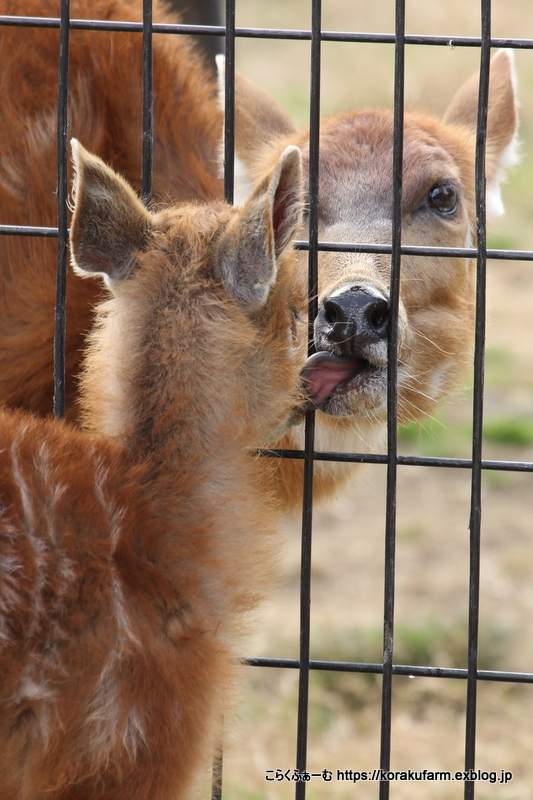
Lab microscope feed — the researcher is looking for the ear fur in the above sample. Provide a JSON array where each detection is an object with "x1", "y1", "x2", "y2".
[
  {"x1": 443, "y1": 49, "x2": 519, "y2": 216},
  {"x1": 70, "y1": 139, "x2": 153, "y2": 286},
  {"x1": 218, "y1": 145, "x2": 302, "y2": 310},
  {"x1": 216, "y1": 55, "x2": 297, "y2": 205}
]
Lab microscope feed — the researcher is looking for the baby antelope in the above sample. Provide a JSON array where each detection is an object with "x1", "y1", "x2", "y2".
[{"x1": 0, "y1": 140, "x2": 306, "y2": 800}]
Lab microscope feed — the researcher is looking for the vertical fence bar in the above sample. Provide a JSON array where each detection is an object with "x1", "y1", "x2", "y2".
[
  {"x1": 212, "y1": 5, "x2": 235, "y2": 793},
  {"x1": 379, "y1": 0, "x2": 405, "y2": 795},
  {"x1": 141, "y1": 0, "x2": 153, "y2": 202},
  {"x1": 464, "y1": 1, "x2": 491, "y2": 797},
  {"x1": 295, "y1": 1, "x2": 321, "y2": 797},
  {"x1": 223, "y1": 0, "x2": 235, "y2": 204},
  {"x1": 211, "y1": 744, "x2": 223, "y2": 800},
  {"x1": 53, "y1": 0, "x2": 70, "y2": 419}
]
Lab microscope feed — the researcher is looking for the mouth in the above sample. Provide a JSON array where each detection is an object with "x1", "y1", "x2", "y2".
[{"x1": 301, "y1": 350, "x2": 387, "y2": 411}]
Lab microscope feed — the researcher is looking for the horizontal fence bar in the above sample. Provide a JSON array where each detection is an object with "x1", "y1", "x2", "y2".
[
  {"x1": 1, "y1": 16, "x2": 533, "y2": 51},
  {"x1": 2, "y1": 225, "x2": 532, "y2": 264},
  {"x1": 0, "y1": 225, "x2": 61, "y2": 237},
  {"x1": 293, "y1": 242, "x2": 533, "y2": 263},
  {"x1": 242, "y1": 656, "x2": 533, "y2": 685},
  {"x1": 260, "y1": 449, "x2": 533, "y2": 472}
]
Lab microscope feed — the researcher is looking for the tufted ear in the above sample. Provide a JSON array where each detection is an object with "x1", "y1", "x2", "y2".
[
  {"x1": 70, "y1": 139, "x2": 153, "y2": 287},
  {"x1": 216, "y1": 55, "x2": 298, "y2": 205},
  {"x1": 218, "y1": 145, "x2": 303, "y2": 310},
  {"x1": 443, "y1": 49, "x2": 519, "y2": 216}
]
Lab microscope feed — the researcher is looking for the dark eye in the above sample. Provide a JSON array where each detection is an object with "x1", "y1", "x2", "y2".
[{"x1": 427, "y1": 182, "x2": 458, "y2": 215}]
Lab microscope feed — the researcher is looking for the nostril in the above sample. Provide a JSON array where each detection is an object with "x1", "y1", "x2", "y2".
[
  {"x1": 323, "y1": 299, "x2": 346, "y2": 326},
  {"x1": 323, "y1": 303, "x2": 337, "y2": 325},
  {"x1": 369, "y1": 299, "x2": 389, "y2": 330}
]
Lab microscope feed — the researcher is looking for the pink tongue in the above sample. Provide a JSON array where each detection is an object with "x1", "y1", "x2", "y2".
[{"x1": 301, "y1": 351, "x2": 364, "y2": 406}]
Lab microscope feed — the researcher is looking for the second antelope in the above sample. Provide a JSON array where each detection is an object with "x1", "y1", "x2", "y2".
[
  {"x1": 0, "y1": 141, "x2": 307, "y2": 799},
  {"x1": 220, "y1": 48, "x2": 519, "y2": 506}
]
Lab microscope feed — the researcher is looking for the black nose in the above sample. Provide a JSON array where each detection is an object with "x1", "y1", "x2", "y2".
[{"x1": 315, "y1": 286, "x2": 389, "y2": 355}]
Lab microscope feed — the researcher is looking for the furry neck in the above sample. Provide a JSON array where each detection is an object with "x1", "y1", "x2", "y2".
[
  {"x1": 79, "y1": 289, "x2": 258, "y2": 480},
  {"x1": 78, "y1": 287, "x2": 281, "y2": 627}
]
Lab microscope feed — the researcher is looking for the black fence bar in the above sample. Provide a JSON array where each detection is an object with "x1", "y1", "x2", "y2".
[
  {"x1": 2, "y1": 222, "x2": 533, "y2": 265},
  {"x1": 292, "y1": 242, "x2": 533, "y2": 262},
  {"x1": 0, "y1": 225, "x2": 60, "y2": 237},
  {"x1": 141, "y1": 0, "x2": 153, "y2": 202},
  {"x1": 3, "y1": 14, "x2": 533, "y2": 51},
  {"x1": 379, "y1": 1, "x2": 405, "y2": 794},
  {"x1": 222, "y1": 0, "x2": 235, "y2": 204},
  {"x1": 3, "y1": 220, "x2": 533, "y2": 264},
  {"x1": 53, "y1": 0, "x2": 70, "y2": 420},
  {"x1": 464, "y1": 1, "x2": 492, "y2": 796},
  {"x1": 295, "y1": 416, "x2": 316, "y2": 798},
  {"x1": 243, "y1": 657, "x2": 533, "y2": 685},
  {"x1": 294, "y1": 2, "x2": 322, "y2": 797},
  {"x1": 260, "y1": 449, "x2": 533, "y2": 473}
]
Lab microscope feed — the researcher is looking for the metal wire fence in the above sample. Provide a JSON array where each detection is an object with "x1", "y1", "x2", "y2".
[{"x1": 1, "y1": 1, "x2": 533, "y2": 798}]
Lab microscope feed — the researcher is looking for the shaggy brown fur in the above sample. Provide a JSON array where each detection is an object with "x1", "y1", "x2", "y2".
[
  {"x1": 0, "y1": 0, "x2": 222, "y2": 418},
  {"x1": 0, "y1": 141, "x2": 305, "y2": 799}
]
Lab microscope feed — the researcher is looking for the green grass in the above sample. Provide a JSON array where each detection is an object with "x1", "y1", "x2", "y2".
[
  {"x1": 483, "y1": 416, "x2": 533, "y2": 446},
  {"x1": 398, "y1": 414, "x2": 472, "y2": 458},
  {"x1": 286, "y1": 618, "x2": 511, "y2": 741},
  {"x1": 311, "y1": 617, "x2": 508, "y2": 675},
  {"x1": 399, "y1": 405, "x2": 533, "y2": 456}
]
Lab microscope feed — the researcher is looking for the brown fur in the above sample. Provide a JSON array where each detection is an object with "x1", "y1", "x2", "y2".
[
  {"x1": 0, "y1": 2, "x2": 519, "y2": 512},
  {"x1": 0, "y1": 0, "x2": 222, "y2": 419},
  {"x1": 0, "y1": 141, "x2": 304, "y2": 799}
]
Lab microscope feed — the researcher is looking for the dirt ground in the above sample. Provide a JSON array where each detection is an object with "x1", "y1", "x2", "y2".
[{"x1": 214, "y1": 2, "x2": 533, "y2": 799}]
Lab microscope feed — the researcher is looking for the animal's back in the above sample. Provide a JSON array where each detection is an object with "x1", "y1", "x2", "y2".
[
  {"x1": 0, "y1": 0, "x2": 223, "y2": 419},
  {"x1": 0, "y1": 0, "x2": 222, "y2": 209},
  {"x1": 0, "y1": 409, "x2": 229, "y2": 799}
]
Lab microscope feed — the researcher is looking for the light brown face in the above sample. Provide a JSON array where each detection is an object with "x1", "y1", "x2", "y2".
[
  {"x1": 299, "y1": 108, "x2": 476, "y2": 423},
  {"x1": 71, "y1": 140, "x2": 308, "y2": 445},
  {"x1": 126, "y1": 204, "x2": 308, "y2": 445}
]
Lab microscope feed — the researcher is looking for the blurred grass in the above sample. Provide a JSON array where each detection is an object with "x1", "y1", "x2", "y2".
[
  {"x1": 310, "y1": 617, "x2": 507, "y2": 675},
  {"x1": 483, "y1": 417, "x2": 533, "y2": 447},
  {"x1": 399, "y1": 410, "x2": 533, "y2": 454}
]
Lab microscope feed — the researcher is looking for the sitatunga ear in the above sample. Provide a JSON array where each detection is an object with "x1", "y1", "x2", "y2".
[
  {"x1": 70, "y1": 139, "x2": 153, "y2": 286},
  {"x1": 443, "y1": 49, "x2": 519, "y2": 216},
  {"x1": 217, "y1": 145, "x2": 303, "y2": 310},
  {"x1": 216, "y1": 54, "x2": 298, "y2": 205}
]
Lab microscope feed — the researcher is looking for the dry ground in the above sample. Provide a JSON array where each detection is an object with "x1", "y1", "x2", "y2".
[{"x1": 214, "y1": 2, "x2": 533, "y2": 799}]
